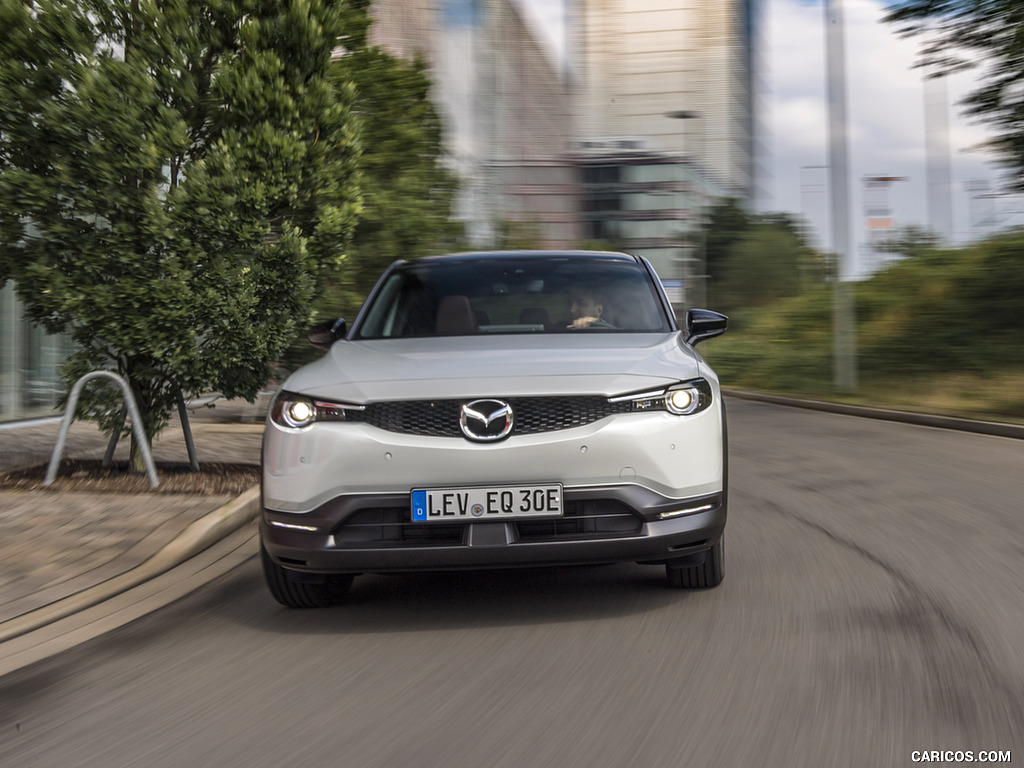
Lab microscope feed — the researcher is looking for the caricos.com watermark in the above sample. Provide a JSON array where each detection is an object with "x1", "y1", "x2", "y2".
[{"x1": 911, "y1": 751, "x2": 1012, "y2": 763}]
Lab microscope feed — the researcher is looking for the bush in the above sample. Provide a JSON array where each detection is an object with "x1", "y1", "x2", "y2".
[{"x1": 701, "y1": 231, "x2": 1024, "y2": 418}]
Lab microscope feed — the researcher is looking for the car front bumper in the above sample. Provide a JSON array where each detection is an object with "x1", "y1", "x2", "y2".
[{"x1": 261, "y1": 485, "x2": 726, "y2": 574}]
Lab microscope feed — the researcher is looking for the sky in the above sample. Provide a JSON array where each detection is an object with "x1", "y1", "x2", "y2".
[
  {"x1": 514, "y1": 0, "x2": 1023, "y2": 268},
  {"x1": 761, "y1": 0, "x2": 1006, "y2": 256}
]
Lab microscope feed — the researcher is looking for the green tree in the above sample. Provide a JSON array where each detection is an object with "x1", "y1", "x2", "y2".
[
  {"x1": 884, "y1": 0, "x2": 1024, "y2": 188},
  {"x1": 702, "y1": 200, "x2": 823, "y2": 314},
  {"x1": 875, "y1": 225, "x2": 943, "y2": 260},
  {"x1": 318, "y1": 0, "x2": 459, "y2": 318},
  {"x1": 703, "y1": 197, "x2": 752, "y2": 299},
  {"x1": 0, "y1": 0, "x2": 361, "y2": 470},
  {"x1": 717, "y1": 225, "x2": 806, "y2": 313}
]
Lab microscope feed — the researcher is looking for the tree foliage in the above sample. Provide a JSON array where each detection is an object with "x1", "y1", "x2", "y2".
[
  {"x1": 718, "y1": 226, "x2": 804, "y2": 311},
  {"x1": 312, "y1": 0, "x2": 459, "y2": 322},
  {"x1": 0, "y1": 0, "x2": 361, "y2": 466},
  {"x1": 702, "y1": 199, "x2": 825, "y2": 315},
  {"x1": 702, "y1": 230, "x2": 1024, "y2": 406},
  {"x1": 875, "y1": 225, "x2": 943, "y2": 259},
  {"x1": 884, "y1": 0, "x2": 1024, "y2": 188},
  {"x1": 703, "y1": 197, "x2": 752, "y2": 282}
]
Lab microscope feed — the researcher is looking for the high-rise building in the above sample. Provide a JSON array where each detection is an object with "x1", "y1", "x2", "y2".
[
  {"x1": 569, "y1": 0, "x2": 757, "y2": 305},
  {"x1": 371, "y1": 0, "x2": 579, "y2": 248},
  {"x1": 573, "y1": 139, "x2": 728, "y2": 307},
  {"x1": 370, "y1": 0, "x2": 757, "y2": 306},
  {"x1": 572, "y1": 0, "x2": 756, "y2": 200}
]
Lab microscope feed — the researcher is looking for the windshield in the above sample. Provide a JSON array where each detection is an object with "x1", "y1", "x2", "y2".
[{"x1": 354, "y1": 256, "x2": 672, "y2": 339}]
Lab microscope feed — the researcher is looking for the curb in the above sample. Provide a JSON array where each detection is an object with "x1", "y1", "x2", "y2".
[
  {"x1": 0, "y1": 485, "x2": 261, "y2": 645},
  {"x1": 724, "y1": 389, "x2": 1024, "y2": 440}
]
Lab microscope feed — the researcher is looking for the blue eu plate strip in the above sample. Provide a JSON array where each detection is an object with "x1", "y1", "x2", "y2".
[{"x1": 411, "y1": 490, "x2": 427, "y2": 521}]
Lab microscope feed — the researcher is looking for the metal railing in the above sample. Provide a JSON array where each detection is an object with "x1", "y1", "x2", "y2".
[{"x1": 44, "y1": 371, "x2": 159, "y2": 488}]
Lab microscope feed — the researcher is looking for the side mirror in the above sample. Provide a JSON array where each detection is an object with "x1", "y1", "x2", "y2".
[
  {"x1": 685, "y1": 309, "x2": 728, "y2": 345},
  {"x1": 308, "y1": 318, "x2": 347, "y2": 351}
]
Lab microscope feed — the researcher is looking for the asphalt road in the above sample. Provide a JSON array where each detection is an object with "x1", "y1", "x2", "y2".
[{"x1": 1, "y1": 398, "x2": 1021, "y2": 768}]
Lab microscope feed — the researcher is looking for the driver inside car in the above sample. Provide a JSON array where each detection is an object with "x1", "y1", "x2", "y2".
[{"x1": 566, "y1": 284, "x2": 614, "y2": 329}]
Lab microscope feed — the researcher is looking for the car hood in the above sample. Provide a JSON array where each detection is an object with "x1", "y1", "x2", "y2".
[{"x1": 283, "y1": 333, "x2": 706, "y2": 402}]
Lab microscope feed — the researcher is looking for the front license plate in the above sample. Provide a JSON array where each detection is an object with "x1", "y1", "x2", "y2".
[{"x1": 411, "y1": 485, "x2": 563, "y2": 522}]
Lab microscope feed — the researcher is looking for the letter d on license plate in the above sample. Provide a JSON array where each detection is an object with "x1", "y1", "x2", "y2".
[{"x1": 411, "y1": 484, "x2": 562, "y2": 522}]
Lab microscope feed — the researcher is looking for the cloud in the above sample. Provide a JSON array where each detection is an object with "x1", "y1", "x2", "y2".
[
  {"x1": 513, "y1": 0, "x2": 567, "y2": 69},
  {"x1": 764, "y1": 0, "x2": 1001, "y2": 254}
]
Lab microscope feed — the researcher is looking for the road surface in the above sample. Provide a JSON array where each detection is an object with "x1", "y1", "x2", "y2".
[{"x1": 1, "y1": 398, "x2": 1021, "y2": 767}]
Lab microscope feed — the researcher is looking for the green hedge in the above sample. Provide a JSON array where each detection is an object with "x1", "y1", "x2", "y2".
[{"x1": 700, "y1": 231, "x2": 1024, "y2": 416}]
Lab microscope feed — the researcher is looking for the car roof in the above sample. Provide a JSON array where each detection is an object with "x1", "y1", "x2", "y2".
[{"x1": 417, "y1": 250, "x2": 640, "y2": 264}]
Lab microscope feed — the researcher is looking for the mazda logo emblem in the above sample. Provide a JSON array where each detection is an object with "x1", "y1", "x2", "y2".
[{"x1": 460, "y1": 399, "x2": 514, "y2": 442}]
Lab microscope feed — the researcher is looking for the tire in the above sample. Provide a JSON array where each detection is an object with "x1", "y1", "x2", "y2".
[
  {"x1": 666, "y1": 534, "x2": 724, "y2": 589},
  {"x1": 261, "y1": 545, "x2": 352, "y2": 608}
]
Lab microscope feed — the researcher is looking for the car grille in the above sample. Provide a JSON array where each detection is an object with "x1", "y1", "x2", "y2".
[
  {"x1": 514, "y1": 499, "x2": 641, "y2": 540},
  {"x1": 334, "y1": 506, "x2": 466, "y2": 546},
  {"x1": 333, "y1": 499, "x2": 642, "y2": 547},
  {"x1": 359, "y1": 397, "x2": 632, "y2": 438}
]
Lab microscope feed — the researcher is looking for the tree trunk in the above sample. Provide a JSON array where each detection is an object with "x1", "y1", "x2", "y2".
[{"x1": 128, "y1": 431, "x2": 150, "y2": 474}]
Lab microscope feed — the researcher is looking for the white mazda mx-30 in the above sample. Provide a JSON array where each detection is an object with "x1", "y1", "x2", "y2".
[{"x1": 261, "y1": 251, "x2": 728, "y2": 607}]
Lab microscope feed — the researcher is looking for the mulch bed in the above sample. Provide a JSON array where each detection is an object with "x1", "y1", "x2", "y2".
[{"x1": 0, "y1": 459, "x2": 260, "y2": 495}]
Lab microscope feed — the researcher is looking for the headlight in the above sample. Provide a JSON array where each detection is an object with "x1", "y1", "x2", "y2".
[
  {"x1": 666, "y1": 388, "x2": 697, "y2": 414},
  {"x1": 270, "y1": 391, "x2": 365, "y2": 429},
  {"x1": 609, "y1": 379, "x2": 712, "y2": 416}
]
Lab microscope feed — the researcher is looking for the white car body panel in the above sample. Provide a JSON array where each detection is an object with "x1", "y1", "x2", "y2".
[
  {"x1": 284, "y1": 333, "x2": 704, "y2": 403},
  {"x1": 263, "y1": 405, "x2": 724, "y2": 512},
  {"x1": 265, "y1": 332, "x2": 722, "y2": 513}
]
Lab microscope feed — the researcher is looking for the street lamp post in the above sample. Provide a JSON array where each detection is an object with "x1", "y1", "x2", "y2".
[{"x1": 825, "y1": 0, "x2": 857, "y2": 392}]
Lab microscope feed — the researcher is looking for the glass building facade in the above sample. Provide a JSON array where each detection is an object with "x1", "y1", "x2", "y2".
[
  {"x1": 372, "y1": 0, "x2": 578, "y2": 248},
  {"x1": 575, "y1": 143, "x2": 727, "y2": 309},
  {"x1": 1, "y1": 281, "x2": 73, "y2": 421},
  {"x1": 573, "y1": 0, "x2": 757, "y2": 202}
]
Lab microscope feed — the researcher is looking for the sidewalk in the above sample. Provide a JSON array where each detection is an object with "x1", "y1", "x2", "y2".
[{"x1": 0, "y1": 397, "x2": 268, "y2": 633}]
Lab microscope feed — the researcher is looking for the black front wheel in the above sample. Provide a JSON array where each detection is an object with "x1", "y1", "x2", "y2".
[
  {"x1": 666, "y1": 534, "x2": 724, "y2": 589},
  {"x1": 261, "y1": 545, "x2": 353, "y2": 608}
]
